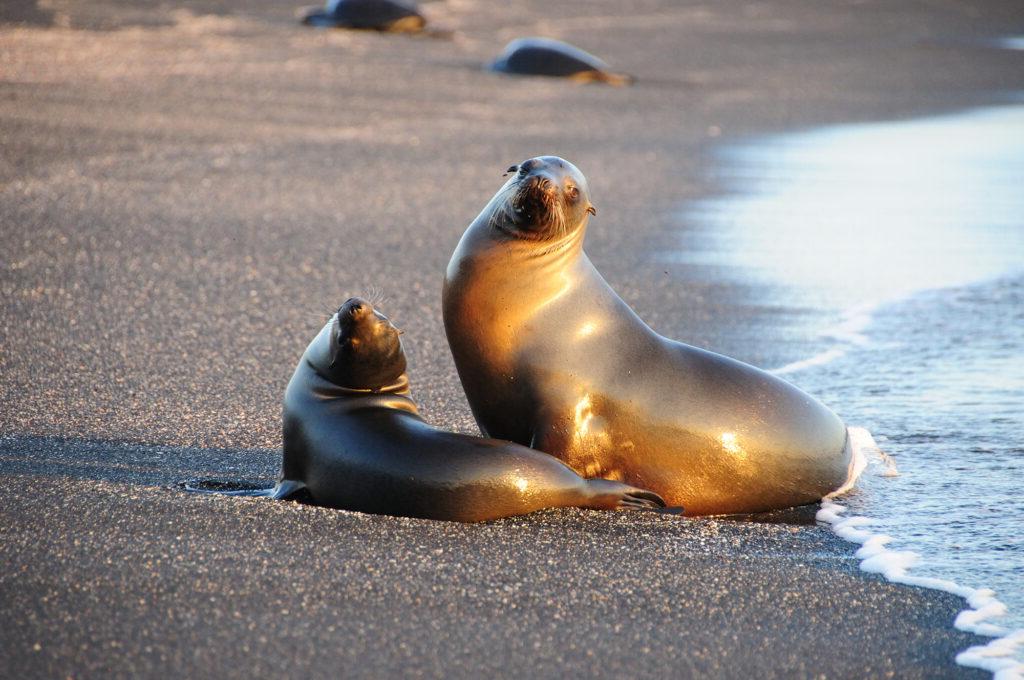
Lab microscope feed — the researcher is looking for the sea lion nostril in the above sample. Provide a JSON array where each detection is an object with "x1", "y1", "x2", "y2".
[{"x1": 349, "y1": 303, "x2": 365, "y2": 316}]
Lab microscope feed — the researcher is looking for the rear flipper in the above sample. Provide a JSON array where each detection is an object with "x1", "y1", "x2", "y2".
[
  {"x1": 178, "y1": 478, "x2": 307, "y2": 500},
  {"x1": 585, "y1": 478, "x2": 681, "y2": 514}
]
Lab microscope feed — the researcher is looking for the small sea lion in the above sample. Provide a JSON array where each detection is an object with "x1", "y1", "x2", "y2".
[
  {"x1": 302, "y1": 0, "x2": 426, "y2": 33},
  {"x1": 490, "y1": 37, "x2": 633, "y2": 85},
  {"x1": 188, "y1": 298, "x2": 668, "y2": 522},
  {"x1": 443, "y1": 156, "x2": 857, "y2": 515}
]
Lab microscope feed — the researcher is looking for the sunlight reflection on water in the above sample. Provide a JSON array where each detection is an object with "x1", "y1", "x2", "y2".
[{"x1": 673, "y1": 102, "x2": 1024, "y2": 309}]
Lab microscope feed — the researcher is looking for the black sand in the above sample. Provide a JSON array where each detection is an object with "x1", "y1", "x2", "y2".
[{"x1": 2, "y1": 0, "x2": 1022, "y2": 676}]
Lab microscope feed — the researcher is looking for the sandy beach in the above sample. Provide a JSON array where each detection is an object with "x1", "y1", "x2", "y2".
[{"x1": 2, "y1": 0, "x2": 1023, "y2": 676}]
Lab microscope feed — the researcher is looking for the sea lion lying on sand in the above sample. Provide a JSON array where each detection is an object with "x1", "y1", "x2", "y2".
[
  {"x1": 186, "y1": 298, "x2": 667, "y2": 522},
  {"x1": 490, "y1": 38, "x2": 633, "y2": 85},
  {"x1": 302, "y1": 0, "x2": 425, "y2": 32}
]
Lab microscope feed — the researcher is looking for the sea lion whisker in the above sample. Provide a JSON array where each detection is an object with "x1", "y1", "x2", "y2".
[
  {"x1": 364, "y1": 286, "x2": 388, "y2": 308},
  {"x1": 298, "y1": 306, "x2": 337, "y2": 322}
]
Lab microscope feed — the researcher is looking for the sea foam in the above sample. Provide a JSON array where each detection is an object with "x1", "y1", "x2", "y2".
[{"x1": 821, "y1": 428, "x2": 1024, "y2": 679}]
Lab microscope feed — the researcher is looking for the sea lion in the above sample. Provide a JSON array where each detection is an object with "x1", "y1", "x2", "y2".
[
  {"x1": 197, "y1": 297, "x2": 666, "y2": 522},
  {"x1": 490, "y1": 38, "x2": 633, "y2": 85},
  {"x1": 302, "y1": 0, "x2": 425, "y2": 32},
  {"x1": 442, "y1": 156, "x2": 856, "y2": 515}
]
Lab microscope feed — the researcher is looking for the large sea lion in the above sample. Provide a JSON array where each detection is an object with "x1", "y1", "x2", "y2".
[
  {"x1": 442, "y1": 156, "x2": 857, "y2": 515},
  {"x1": 490, "y1": 38, "x2": 632, "y2": 85},
  {"x1": 196, "y1": 297, "x2": 666, "y2": 522}
]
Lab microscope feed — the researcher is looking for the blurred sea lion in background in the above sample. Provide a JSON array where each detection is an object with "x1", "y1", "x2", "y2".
[
  {"x1": 443, "y1": 156, "x2": 857, "y2": 515},
  {"x1": 490, "y1": 37, "x2": 633, "y2": 85},
  {"x1": 302, "y1": 0, "x2": 426, "y2": 32}
]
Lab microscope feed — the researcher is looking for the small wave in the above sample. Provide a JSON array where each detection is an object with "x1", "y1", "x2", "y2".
[
  {"x1": 771, "y1": 347, "x2": 848, "y2": 376},
  {"x1": 771, "y1": 302, "x2": 876, "y2": 376},
  {"x1": 821, "y1": 428, "x2": 1024, "y2": 679},
  {"x1": 993, "y1": 36, "x2": 1024, "y2": 51}
]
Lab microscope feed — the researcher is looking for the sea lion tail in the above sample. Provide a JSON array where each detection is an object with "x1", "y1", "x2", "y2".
[
  {"x1": 301, "y1": 10, "x2": 333, "y2": 27},
  {"x1": 601, "y1": 72, "x2": 634, "y2": 87},
  {"x1": 178, "y1": 478, "x2": 308, "y2": 500},
  {"x1": 568, "y1": 71, "x2": 634, "y2": 86}
]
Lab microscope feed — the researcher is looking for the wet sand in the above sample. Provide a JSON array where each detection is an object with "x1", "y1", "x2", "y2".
[{"x1": 2, "y1": 0, "x2": 1022, "y2": 676}]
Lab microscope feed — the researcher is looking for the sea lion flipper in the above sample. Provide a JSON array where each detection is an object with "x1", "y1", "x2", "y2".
[
  {"x1": 622, "y1": 488, "x2": 667, "y2": 509},
  {"x1": 178, "y1": 479, "x2": 278, "y2": 497},
  {"x1": 177, "y1": 478, "x2": 308, "y2": 500},
  {"x1": 270, "y1": 479, "x2": 307, "y2": 500},
  {"x1": 585, "y1": 479, "x2": 665, "y2": 511}
]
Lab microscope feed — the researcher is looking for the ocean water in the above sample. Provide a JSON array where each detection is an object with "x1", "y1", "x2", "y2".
[{"x1": 671, "y1": 102, "x2": 1024, "y2": 673}]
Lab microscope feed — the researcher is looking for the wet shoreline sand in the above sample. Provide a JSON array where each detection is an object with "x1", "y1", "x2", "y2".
[{"x1": 2, "y1": 0, "x2": 1022, "y2": 676}]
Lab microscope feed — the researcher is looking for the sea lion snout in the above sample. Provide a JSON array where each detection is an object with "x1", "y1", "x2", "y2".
[
  {"x1": 517, "y1": 156, "x2": 589, "y2": 199},
  {"x1": 517, "y1": 158, "x2": 561, "y2": 185},
  {"x1": 523, "y1": 173, "x2": 556, "y2": 199},
  {"x1": 485, "y1": 156, "x2": 595, "y2": 240},
  {"x1": 518, "y1": 158, "x2": 542, "y2": 173},
  {"x1": 338, "y1": 298, "x2": 400, "y2": 338},
  {"x1": 327, "y1": 297, "x2": 406, "y2": 390},
  {"x1": 340, "y1": 297, "x2": 369, "y2": 318}
]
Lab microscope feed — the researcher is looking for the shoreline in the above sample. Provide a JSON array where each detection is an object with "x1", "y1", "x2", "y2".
[
  {"x1": 3, "y1": 0, "x2": 1023, "y2": 676},
  {"x1": 674, "y1": 97, "x2": 1024, "y2": 675}
]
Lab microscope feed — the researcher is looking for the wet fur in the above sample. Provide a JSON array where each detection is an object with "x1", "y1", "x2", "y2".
[{"x1": 488, "y1": 178, "x2": 569, "y2": 242}]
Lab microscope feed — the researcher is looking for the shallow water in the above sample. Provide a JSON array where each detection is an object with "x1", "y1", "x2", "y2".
[
  {"x1": 995, "y1": 36, "x2": 1024, "y2": 51},
  {"x1": 672, "y1": 102, "x2": 1024, "y2": 658}
]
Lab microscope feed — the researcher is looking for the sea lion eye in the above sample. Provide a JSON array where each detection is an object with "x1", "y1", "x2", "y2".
[{"x1": 567, "y1": 186, "x2": 579, "y2": 199}]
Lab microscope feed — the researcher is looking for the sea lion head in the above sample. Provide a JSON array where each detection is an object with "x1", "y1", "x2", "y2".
[
  {"x1": 325, "y1": 297, "x2": 407, "y2": 390},
  {"x1": 489, "y1": 156, "x2": 596, "y2": 241}
]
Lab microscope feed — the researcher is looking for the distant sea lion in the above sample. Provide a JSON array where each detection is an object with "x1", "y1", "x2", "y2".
[
  {"x1": 442, "y1": 156, "x2": 856, "y2": 515},
  {"x1": 188, "y1": 298, "x2": 668, "y2": 522},
  {"x1": 490, "y1": 37, "x2": 633, "y2": 85},
  {"x1": 302, "y1": 0, "x2": 425, "y2": 32}
]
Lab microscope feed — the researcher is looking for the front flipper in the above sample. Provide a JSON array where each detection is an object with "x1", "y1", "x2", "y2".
[
  {"x1": 178, "y1": 478, "x2": 308, "y2": 501},
  {"x1": 269, "y1": 478, "x2": 307, "y2": 500}
]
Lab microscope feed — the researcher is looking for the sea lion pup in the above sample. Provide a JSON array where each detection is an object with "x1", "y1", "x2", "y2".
[
  {"x1": 490, "y1": 38, "x2": 633, "y2": 86},
  {"x1": 260, "y1": 297, "x2": 666, "y2": 522},
  {"x1": 302, "y1": 0, "x2": 425, "y2": 32},
  {"x1": 443, "y1": 156, "x2": 857, "y2": 516}
]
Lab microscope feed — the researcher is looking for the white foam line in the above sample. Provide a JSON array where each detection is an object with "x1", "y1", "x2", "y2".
[
  {"x1": 771, "y1": 301, "x2": 878, "y2": 376},
  {"x1": 771, "y1": 347, "x2": 847, "y2": 376},
  {"x1": 820, "y1": 428, "x2": 1024, "y2": 679},
  {"x1": 994, "y1": 36, "x2": 1024, "y2": 51}
]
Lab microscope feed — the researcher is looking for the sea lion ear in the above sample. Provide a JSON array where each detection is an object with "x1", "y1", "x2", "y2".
[
  {"x1": 328, "y1": 338, "x2": 340, "y2": 368},
  {"x1": 587, "y1": 205, "x2": 597, "y2": 216},
  {"x1": 503, "y1": 165, "x2": 518, "y2": 176}
]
